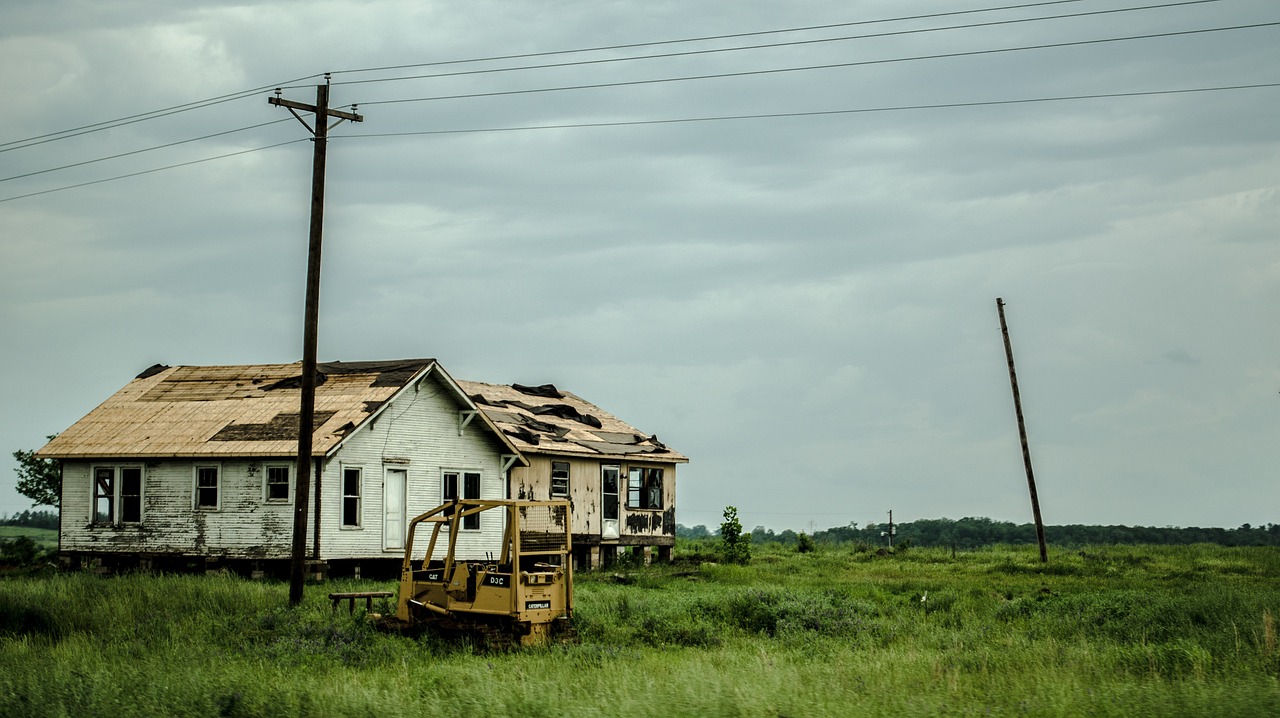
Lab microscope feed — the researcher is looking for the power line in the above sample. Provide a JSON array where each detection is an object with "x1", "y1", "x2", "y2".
[
  {"x1": 337, "y1": 0, "x2": 1229, "y2": 95},
  {"x1": 355, "y1": 21, "x2": 1278, "y2": 108},
  {"x1": 8, "y1": 10, "x2": 1249, "y2": 188},
  {"x1": 0, "y1": 0, "x2": 1233, "y2": 152},
  {"x1": 0, "y1": 139, "x2": 307, "y2": 204},
  {"x1": 0, "y1": 119, "x2": 294, "y2": 184},
  {"x1": 0, "y1": 2, "x2": 1096, "y2": 151},
  {"x1": 5, "y1": 80, "x2": 1272, "y2": 205},
  {"x1": 333, "y1": 83, "x2": 1280, "y2": 139},
  {"x1": 326, "y1": 0, "x2": 1094, "y2": 79},
  {"x1": 0, "y1": 75, "x2": 322, "y2": 154}
]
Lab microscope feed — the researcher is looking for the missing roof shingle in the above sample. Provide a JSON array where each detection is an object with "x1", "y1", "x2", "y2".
[{"x1": 210, "y1": 411, "x2": 338, "y2": 442}]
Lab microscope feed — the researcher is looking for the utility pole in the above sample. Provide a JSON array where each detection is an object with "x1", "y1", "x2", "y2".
[
  {"x1": 270, "y1": 77, "x2": 363, "y2": 606},
  {"x1": 996, "y1": 298, "x2": 1049, "y2": 563},
  {"x1": 882, "y1": 510, "x2": 895, "y2": 548}
]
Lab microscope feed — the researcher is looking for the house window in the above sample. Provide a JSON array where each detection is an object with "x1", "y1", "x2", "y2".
[
  {"x1": 443, "y1": 470, "x2": 481, "y2": 530},
  {"x1": 551, "y1": 461, "x2": 570, "y2": 498},
  {"x1": 194, "y1": 466, "x2": 220, "y2": 510},
  {"x1": 627, "y1": 467, "x2": 663, "y2": 510},
  {"x1": 342, "y1": 467, "x2": 362, "y2": 528},
  {"x1": 601, "y1": 465, "x2": 620, "y2": 521},
  {"x1": 93, "y1": 466, "x2": 143, "y2": 525},
  {"x1": 120, "y1": 468, "x2": 142, "y2": 523},
  {"x1": 265, "y1": 465, "x2": 291, "y2": 502}
]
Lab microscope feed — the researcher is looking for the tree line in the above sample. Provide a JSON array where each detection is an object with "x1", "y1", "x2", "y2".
[
  {"x1": 678, "y1": 517, "x2": 1280, "y2": 548},
  {"x1": 0, "y1": 510, "x2": 59, "y2": 530}
]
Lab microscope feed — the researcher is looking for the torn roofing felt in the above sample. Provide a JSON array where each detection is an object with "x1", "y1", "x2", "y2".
[
  {"x1": 512, "y1": 383, "x2": 564, "y2": 399},
  {"x1": 38, "y1": 359, "x2": 443, "y2": 459},
  {"x1": 457, "y1": 380, "x2": 687, "y2": 463}
]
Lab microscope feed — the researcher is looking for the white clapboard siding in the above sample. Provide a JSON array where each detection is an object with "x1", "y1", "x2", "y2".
[
  {"x1": 60, "y1": 458, "x2": 296, "y2": 559},
  {"x1": 317, "y1": 370, "x2": 508, "y2": 561}
]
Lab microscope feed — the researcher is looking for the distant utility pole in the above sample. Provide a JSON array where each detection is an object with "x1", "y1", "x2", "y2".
[
  {"x1": 882, "y1": 510, "x2": 895, "y2": 548},
  {"x1": 996, "y1": 298, "x2": 1049, "y2": 563},
  {"x1": 270, "y1": 76, "x2": 363, "y2": 606}
]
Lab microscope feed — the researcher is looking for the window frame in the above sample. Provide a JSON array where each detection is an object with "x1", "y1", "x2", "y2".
[
  {"x1": 550, "y1": 461, "x2": 570, "y2": 498},
  {"x1": 341, "y1": 466, "x2": 363, "y2": 529},
  {"x1": 601, "y1": 464, "x2": 620, "y2": 521},
  {"x1": 264, "y1": 463, "x2": 292, "y2": 503},
  {"x1": 442, "y1": 469, "x2": 482, "y2": 531},
  {"x1": 193, "y1": 464, "x2": 221, "y2": 511},
  {"x1": 626, "y1": 466, "x2": 664, "y2": 510},
  {"x1": 91, "y1": 465, "x2": 144, "y2": 526},
  {"x1": 119, "y1": 467, "x2": 142, "y2": 523}
]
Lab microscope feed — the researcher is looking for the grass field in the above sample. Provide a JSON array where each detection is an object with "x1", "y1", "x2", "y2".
[
  {"x1": 0, "y1": 526, "x2": 56, "y2": 541},
  {"x1": 0, "y1": 526, "x2": 57, "y2": 553},
  {"x1": 2, "y1": 543, "x2": 1278, "y2": 717}
]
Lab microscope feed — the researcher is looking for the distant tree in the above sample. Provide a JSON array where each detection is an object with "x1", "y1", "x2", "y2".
[
  {"x1": 719, "y1": 506, "x2": 751, "y2": 565},
  {"x1": 13, "y1": 436, "x2": 60, "y2": 508},
  {"x1": 1, "y1": 509, "x2": 59, "y2": 530},
  {"x1": 675, "y1": 524, "x2": 712, "y2": 539},
  {"x1": 755, "y1": 516, "x2": 1280, "y2": 550},
  {"x1": 796, "y1": 532, "x2": 815, "y2": 553}
]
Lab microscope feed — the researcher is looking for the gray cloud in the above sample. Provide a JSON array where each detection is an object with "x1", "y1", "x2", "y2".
[{"x1": 2, "y1": 0, "x2": 1277, "y2": 530}]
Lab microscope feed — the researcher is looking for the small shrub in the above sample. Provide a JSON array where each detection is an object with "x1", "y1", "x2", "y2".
[
  {"x1": 796, "y1": 532, "x2": 815, "y2": 554},
  {"x1": 719, "y1": 506, "x2": 752, "y2": 565},
  {"x1": 0, "y1": 536, "x2": 42, "y2": 566}
]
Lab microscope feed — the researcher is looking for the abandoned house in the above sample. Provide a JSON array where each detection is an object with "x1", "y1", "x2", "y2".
[
  {"x1": 38, "y1": 359, "x2": 526, "y2": 576},
  {"x1": 38, "y1": 359, "x2": 686, "y2": 575},
  {"x1": 457, "y1": 380, "x2": 687, "y2": 568}
]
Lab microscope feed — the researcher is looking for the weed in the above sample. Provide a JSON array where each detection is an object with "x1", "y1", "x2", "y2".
[{"x1": 3, "y1": 545, "x2": 1279, "y2": 715}]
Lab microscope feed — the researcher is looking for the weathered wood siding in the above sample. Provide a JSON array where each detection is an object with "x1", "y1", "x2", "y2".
[
  {"x1": 315, "y1": 371, "x2": 510, "y2": 561},
  {"x1": 60, "y1": 458, "x2": 295, "y2": 559},
  {"x1": 59, "y1": 372, "x2": 513, "y2": 562},
  {"x1": 510, "y1": 456, "x2": 676, "y2": 541}
]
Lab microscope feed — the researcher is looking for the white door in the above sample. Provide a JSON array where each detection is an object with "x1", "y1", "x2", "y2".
[{"x1": 383, "y1": 468, "x2": 407, "y2": 550}]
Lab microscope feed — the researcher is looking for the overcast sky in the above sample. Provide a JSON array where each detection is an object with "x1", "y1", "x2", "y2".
[{"x1": 2, "y1": 0, "x2": 1277, "y2": 532}]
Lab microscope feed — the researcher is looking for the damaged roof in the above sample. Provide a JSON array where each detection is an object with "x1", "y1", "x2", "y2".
[
  {"x1": 455, "y1": 380, "x2": 687, "y2": 464},
  {"x1": 39, "y1": 359, "x2": 511, "y2": 460}
]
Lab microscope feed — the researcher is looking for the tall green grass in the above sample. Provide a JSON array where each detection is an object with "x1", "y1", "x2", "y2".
[{"x1": 2, "y1": 544, "x2": 1278, "y2": 716}]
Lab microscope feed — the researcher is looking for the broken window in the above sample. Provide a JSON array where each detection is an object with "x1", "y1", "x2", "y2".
[
  {"x1": 342, "y1": 467, "x2": 362, "y2": 527},
  {"x1": 119, "y1": 468, "x2": 142, "y2": 523},
  {"x1": 627, "y1": 467, "x2": 664, "y2": 510},
  {"x1": 601, "y1": 465, "x2": 620, "y2": 521},
  {"x1": 94, "y1": 466, "x2": 144, "y2": 524},
  {"x1": 195, "y1": 466, "x2": 220, "y2": 509},
  {"x1": 94, "y1": 467, "x2": 114, "y2": 524},
  {"x1": 265, "y1": 465, "x2": 291, "y2": 502},
  {"x1": 551, "y1": 461, "x2": 570, "y2": 498},
  {"x1": 443, "y1": 470, "x2": 481, "y2": 530}
]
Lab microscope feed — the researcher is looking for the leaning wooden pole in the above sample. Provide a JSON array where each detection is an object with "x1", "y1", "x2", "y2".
[
  {"x1": 289, "y1": 82, "x2": 329, "y2": 606},
  {"x1": 996, "y1": 298, "x2": 1048, "y2": 563},
  {"x1": 269, "y1": 79, "x2": 363, "y2": 605}
]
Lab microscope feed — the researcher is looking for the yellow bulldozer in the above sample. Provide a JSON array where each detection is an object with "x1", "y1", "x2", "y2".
[{"x1": 385, "y1": 498, "x2": 574, "y2": 647}]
